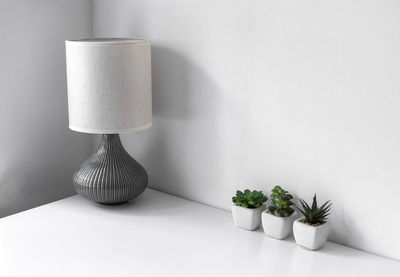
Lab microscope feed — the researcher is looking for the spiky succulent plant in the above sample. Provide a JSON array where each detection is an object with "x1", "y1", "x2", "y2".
[
  {"x1": 268, "y1": 185, "x2": 294, "y2": 217},
  {"x1": 297, "y1": 194, "x2": 331, "y2": 225},
  {"x1": 232, "y1": 189, "x2": 268, "y2": 209}
]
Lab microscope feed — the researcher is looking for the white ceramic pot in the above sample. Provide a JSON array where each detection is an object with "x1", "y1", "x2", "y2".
[
  {"x1": 293, "y1": 217, "x2": 331, "y2": 250},
  {"x1": 232, "y1": 204, "x2": 266, "y2": 231},
  {"x1": 261, "y1": 211, "x2": 297, "y2": 240}
]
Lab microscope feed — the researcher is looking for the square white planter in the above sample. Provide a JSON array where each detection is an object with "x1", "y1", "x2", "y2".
[
  {"x1": 261, "y1": 211, "x2": 297, "y2": 240},
  {"x1": 293, "y1": 217, "x2": 331, "y2": 250},
  {"x1": 232, "y1": 204, "x2": 265, "y2": 231}
]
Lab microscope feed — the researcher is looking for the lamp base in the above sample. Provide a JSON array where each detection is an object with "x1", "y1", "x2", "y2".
[{"x1": 73, "y1": 134, "x2": 148, "y2": 205}]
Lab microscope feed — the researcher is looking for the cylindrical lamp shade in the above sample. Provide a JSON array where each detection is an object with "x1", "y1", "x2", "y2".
[{"x1": 65, "y1": 38, "x2": 152, "y2": 134}]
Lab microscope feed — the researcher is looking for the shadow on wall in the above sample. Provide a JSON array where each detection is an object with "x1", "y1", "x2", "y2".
[
  {"x1": 151, "y1": 45, "x2": 189, "y2": 118},
  {"x1": 126, "y1": 45, "x2": 225, "y2": 200},
  {"x1": 151, "y1": 45, "x2": 216, "y2": 119},
  {"x1": 327, "y1": 204, "x2": 367, "y2": 254},
  {"x1": 0, "y1": 160, "x2": 76, "y2": 218}
]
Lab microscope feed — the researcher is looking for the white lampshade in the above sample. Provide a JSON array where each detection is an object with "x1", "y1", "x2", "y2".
[{"x1": 65, "y1": 38, "x2": 152, "y2": 134}]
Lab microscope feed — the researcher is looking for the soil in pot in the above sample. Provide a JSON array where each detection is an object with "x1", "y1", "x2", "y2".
[{"x1": 300, "y1": 218, "x2": 325, "y2": 227}]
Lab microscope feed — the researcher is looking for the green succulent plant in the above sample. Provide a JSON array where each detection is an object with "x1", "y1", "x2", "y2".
[
  {"x1": 297, "y1": 194, "x2": 331, "y2": 225},
  {"x1": 268, "y1": 185, "x2": 294, "y2": 217},
  {"x1": 232, "y1": 189, "x2": 268, "y2": 209}
]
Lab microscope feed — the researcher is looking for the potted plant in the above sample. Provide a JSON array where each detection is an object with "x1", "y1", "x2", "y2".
[
  {"x1": 261, "y1": 185, "x2": 297, "y2": 239},
  {"x1": 232, "y1": 189, "x2": 268, "y2": 230},
  {"x1": 293, "y1": 194, "x2": 332, "y2": 250}
]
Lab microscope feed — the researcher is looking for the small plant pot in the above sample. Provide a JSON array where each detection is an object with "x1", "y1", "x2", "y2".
[
  {"x1": 232, "y1": 204, "x2": 266, "y2": 231},
  {"x1": 293, "y1": 217, "x2": 331, "y2": 250},
  {"x1": 261, "y1": 211, "x2": 297, "y2": 240}
]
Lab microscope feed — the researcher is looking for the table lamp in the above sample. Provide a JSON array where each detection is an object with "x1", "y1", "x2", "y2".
[{"x1": 65, "y1": 38, "x2": 152, "y2": 205}]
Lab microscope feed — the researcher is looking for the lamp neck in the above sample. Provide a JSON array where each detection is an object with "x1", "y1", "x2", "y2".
[{"x1": 96, "y1": 134, "x2": 126, "y2": 154}]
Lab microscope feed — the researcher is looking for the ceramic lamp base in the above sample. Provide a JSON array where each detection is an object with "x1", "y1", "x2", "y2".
[{"x1": 73, "y1": 134, "x2": 148, "y2": 205}]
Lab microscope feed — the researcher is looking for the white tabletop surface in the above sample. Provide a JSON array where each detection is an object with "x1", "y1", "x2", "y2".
[{"x1": 1, "y1": 189, "x2": 399, "y2": 277}]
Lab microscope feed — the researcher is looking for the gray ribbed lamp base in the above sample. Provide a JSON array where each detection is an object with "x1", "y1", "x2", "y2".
[{"x1": 73, "y1": 134, "x2": 148, "y2": 205}]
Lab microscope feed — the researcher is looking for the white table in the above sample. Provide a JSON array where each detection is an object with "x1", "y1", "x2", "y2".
[{"x1": 1, "y1": 189, "x2": 399, "y2": 277}]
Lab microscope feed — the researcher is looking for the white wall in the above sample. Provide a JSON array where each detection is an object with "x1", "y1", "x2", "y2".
[
  {"x1": 0, "y1": 0, "x2": 92, "y2": 217},
  {"x1": 93, "y1": 0, "x2": 400, "y2": 260}
]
